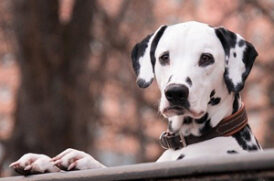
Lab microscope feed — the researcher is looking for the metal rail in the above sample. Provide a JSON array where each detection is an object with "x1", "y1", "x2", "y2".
[{"x1": 1, "y1": 149, "x2": 274, "y2": 181}]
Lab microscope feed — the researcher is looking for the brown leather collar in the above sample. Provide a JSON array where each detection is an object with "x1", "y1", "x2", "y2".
[{"x1": 159, "y1": 104, "x2": 248, "y2": 150}]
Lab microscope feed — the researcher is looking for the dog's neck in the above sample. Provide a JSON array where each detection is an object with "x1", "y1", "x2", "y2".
[
  {"x1": 168, "y1": 90, "x2": 242, "y2": 137},
  {"x1": 208, "y1": 91, "x2": 241, "y2": 127}
]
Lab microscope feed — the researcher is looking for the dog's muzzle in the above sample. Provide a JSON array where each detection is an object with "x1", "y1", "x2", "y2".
[{"x1": 163, "y1": 84, "x2": 190, "y2": 116}]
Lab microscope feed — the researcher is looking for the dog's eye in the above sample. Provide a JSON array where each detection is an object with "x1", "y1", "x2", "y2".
[
  {"x1": 159, "y1": 52, "x2": 170, "y2": 65},
  {"x1": 199, "y1": 53, "x2": 214, "y2": 67}
]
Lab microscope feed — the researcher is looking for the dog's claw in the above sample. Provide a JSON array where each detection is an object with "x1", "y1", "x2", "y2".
[
  {"x1": 68, "y1": 162, "x2": 77, "y2": 170},
  {"x1": 9, "y1": 162, "x2": 19, "y2": 168},
  {"x1": 54, "y1": 160, "x2": 61, "y2": 165},
  {"x1": 24, "y1": 165, "x2": 32, "y2": 171}
]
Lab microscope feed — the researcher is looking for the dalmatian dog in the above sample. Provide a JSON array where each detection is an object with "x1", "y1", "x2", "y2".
[{"x1": 10, "y1": 21, "x2": 261, "y2": 175}]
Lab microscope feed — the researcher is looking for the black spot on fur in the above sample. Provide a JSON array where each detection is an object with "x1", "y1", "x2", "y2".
[
  {"x1": 215, "y1": 27, "x2": 237, "y2": 58},
  {"x1": 131, "y1": 34, "x2": 153, "y2": 75},
  {"x1": 195, "y1": 113, "x2": 208, "y2": 124},
  {"x1": 227, "y1": 150, "x2": 238, "y2": 154},
  {"x1": 210, "y1": 90, "x2": 215, "y2": 98},
  {"x1": 232, "y1": 93, "x2": 239, "y2": 114},
  {"x1": 232, "y1": 126, "x2": 260, "y2": 151},
  {"x1": 238, "y1": 39, "x2": 245, "y2": 47},
  {"x1": 186, "y1": 77, "x2": 192, "y2": 86},
  {"x1": 177, "y1": 154, "x2": 185, "y2": 160},
  {"x1": 150, "y1": 26, "x2": 167, "y2": 72},
  {"x1": 241, "y1": 41, "x2": 258, "y2": 87},
  {"x1": 199, "y1": 118, "x2": 212, "y2": 135},
  {"x1": 136, "y1": 78, "x2": 153, "y2": 88},
  {"x1": 243, "y1": 130, "x2": 251, "y2": 141},
  {"x1": 225, "y1": 59, "x2": 228, "y2": 65},
  {"x1": 183, "y1": 117, "x2": 192, "y2": 124},
  {"x1": 233, "y1": 52, "x2": 237, "y2": 58},
  {"x1": 208, "y1": 97, "x2": 221, "y2": 106}
]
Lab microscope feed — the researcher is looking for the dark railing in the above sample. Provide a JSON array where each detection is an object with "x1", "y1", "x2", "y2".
[{"x1": 1, "y1": 149, "x2": 274, "y2": 181}]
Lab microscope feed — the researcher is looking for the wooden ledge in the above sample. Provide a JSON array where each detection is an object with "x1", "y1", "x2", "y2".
[{"x1": 1, "y1": 149, "x2": 274, "y2": 181}]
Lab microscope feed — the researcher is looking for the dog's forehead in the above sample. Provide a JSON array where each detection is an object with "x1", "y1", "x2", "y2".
[{"x1": 156, "y1": 22, "x2": 219, "y2": 53}]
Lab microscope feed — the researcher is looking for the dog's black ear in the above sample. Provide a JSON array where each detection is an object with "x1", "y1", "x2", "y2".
[
  {"x1": 131, "y1": 25, "x2": 167, "y2": 88},
  {"x1": 215, "y1": 27, "x2": 258, "y2": 93}
]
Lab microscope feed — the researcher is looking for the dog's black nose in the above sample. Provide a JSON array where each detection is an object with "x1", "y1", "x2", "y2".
[{"x1": 165, "y1": 84, "x2": 189, "y2": 103}]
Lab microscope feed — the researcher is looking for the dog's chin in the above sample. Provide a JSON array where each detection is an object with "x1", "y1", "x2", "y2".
[
  {"x1": 162, "y1": 106, "x2": 185, "y2": 118},
  {"x1": 162, "y1": 106, "x2": 205, "y2": 119}
]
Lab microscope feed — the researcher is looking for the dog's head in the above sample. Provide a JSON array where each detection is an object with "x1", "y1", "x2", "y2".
[{"x1": 131, "y1": 21, "x2": 257, "y2": 120}]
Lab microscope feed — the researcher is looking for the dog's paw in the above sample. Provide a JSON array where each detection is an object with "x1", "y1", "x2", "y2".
[
  {"x1": 9, "y1": 153, "x2": 60, "y2": 175},
  {"x1": 52, "y1": 148, "x2": 105, "y2": 171}
]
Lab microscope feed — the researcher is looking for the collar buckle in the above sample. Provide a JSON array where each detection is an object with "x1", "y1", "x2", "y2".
[
  {"x1": 159, "y1": 131, "x2": 186, "y2": 150},
  {"x1": 159, "y1": 131, "x2": 169, "y2": 149}
]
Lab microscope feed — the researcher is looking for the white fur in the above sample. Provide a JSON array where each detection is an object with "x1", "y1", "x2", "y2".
[{"x1": 157, "y1": 136, "x2": 247, "y2": 162}]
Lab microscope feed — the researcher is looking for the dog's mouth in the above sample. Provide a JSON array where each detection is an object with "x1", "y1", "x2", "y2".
[
  {"x1": 163, "y1": 105, "x2": 185, "y2": 117},
  {"x1": 163, "y1": 105, "x2": 204, "y2": 118}
]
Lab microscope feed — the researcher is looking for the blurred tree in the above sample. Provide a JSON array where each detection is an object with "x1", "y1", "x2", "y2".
[
  {"x1": 91, "y1": 0, "x2": 161, "y2": 163},
  {"x1": 6, "y1": 0, "x2": 96, "y2": 162}
]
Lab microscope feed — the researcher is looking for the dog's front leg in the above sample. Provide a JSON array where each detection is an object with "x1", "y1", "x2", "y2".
[{"x1": 52, "y1": 148, "x2": 106, "y2": 170}]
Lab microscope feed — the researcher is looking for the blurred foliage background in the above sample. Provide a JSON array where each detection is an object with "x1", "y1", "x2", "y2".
[{"x1": 0, "y1": 0, "x2": 272, "y2": 176}]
